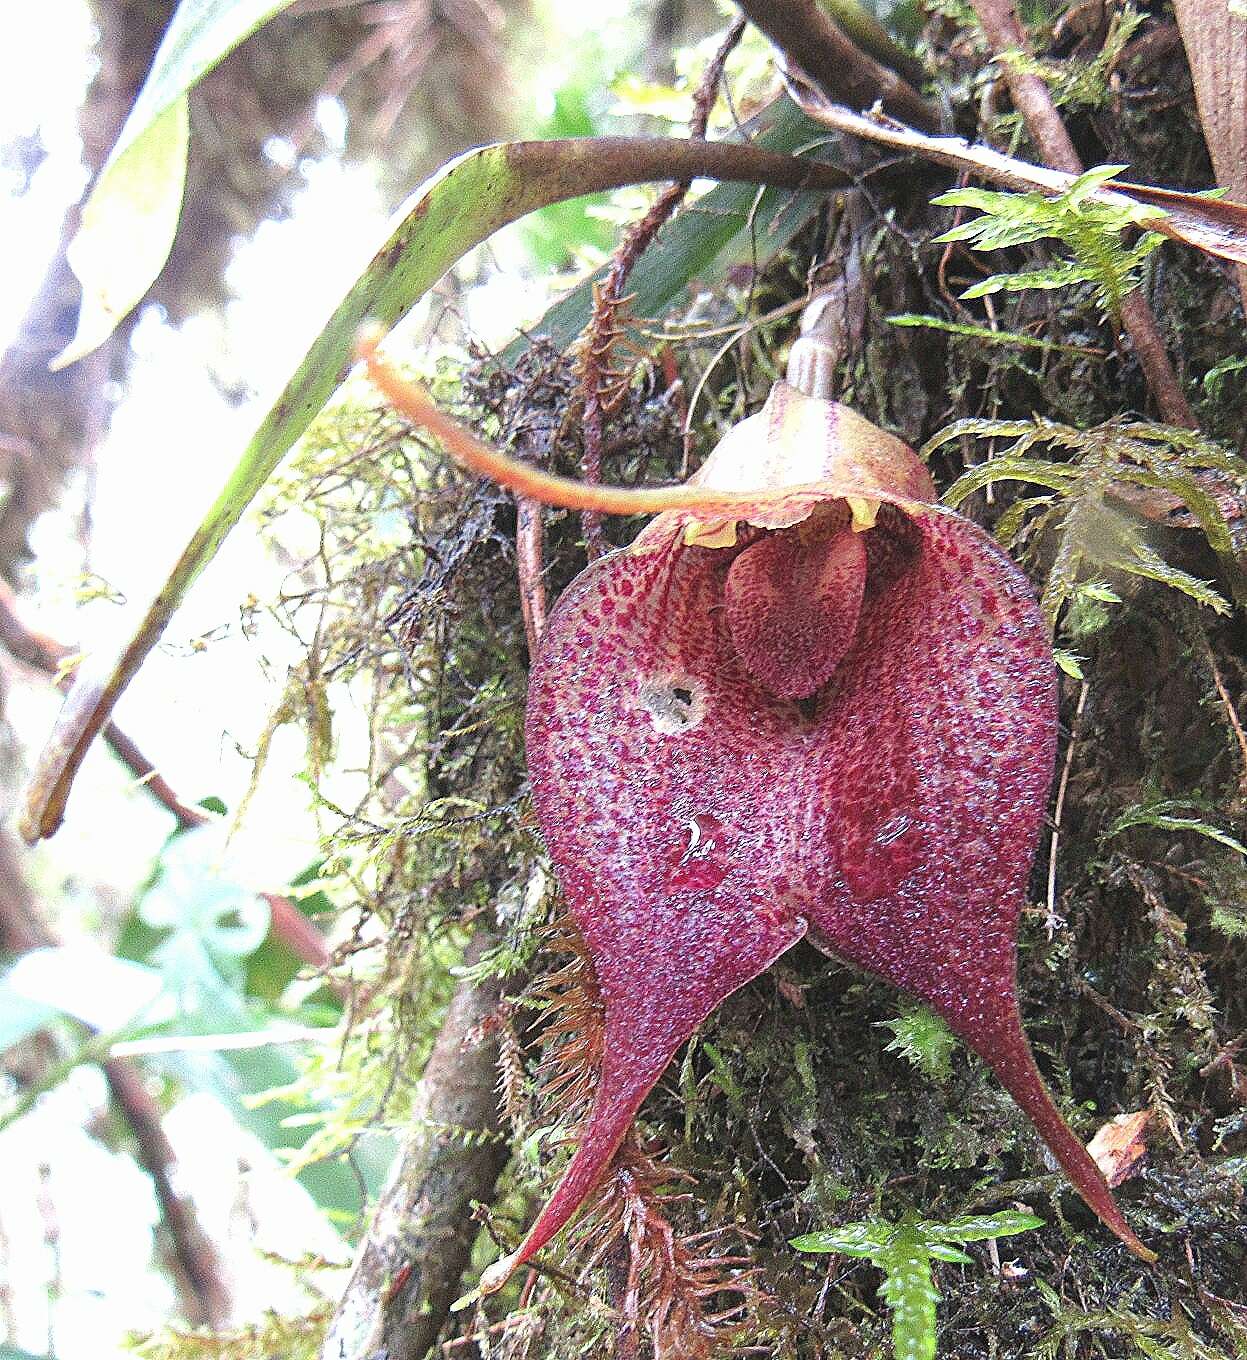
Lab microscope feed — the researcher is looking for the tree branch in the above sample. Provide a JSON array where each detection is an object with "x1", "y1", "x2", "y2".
[
  {"x1": 320, "y1": 931, "x2": 512, "y2": 1360},
  {"x1": 735, "y1": 0, "x2": 937, "y2": 128}
]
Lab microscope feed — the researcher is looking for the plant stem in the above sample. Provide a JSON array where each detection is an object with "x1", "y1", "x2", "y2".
[
  {"x1": 580, "y1": 17, "x2": 746, "y2": 556},
  {"x1": 359, "y1": 334, "x2": 899, "y2": 520}
]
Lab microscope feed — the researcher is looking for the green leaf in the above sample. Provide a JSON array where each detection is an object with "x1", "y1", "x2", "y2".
[
  {"x1": 933, "y1": 161, "x2": 1166, "y2": 315},
  {"x1": 1077, "y1": 582, "x2": 1122, "y2": 603},
  {"x1": 877, "y1": 1006, "x2": 957, "y2": 1082},
  {"x1": 793, "y1": 1211, "x2": 1042, "y2": 1360},
  {"x1": 1066, "y1": 164, "x2": 1132, "y2": 204},
  {"x1": 502, "y1": 102, "x2": 835, "y2": 360},
  {"x1": 1054, "y1": 648, "x2": 1086, "y2": 679},
  {"x1": 22, "y1": 103, "x2": 843, "y2": 844},
  {"x1": 220, "y1": 1041, "x2": 389, "y2": 1216},
  {"x1": 887, "y1": 313, "x2": 1096, "y2": 355},
  {"x1": 927, "y1": 1210, "x2": 1045, "y2": 1242},
  {"x1": 1108, "y1": 538, "x2": 1230, "y2": 614},
  {"x1": 1202, "y1": 355, "x2": 1247, "y2": 396},
  {"x1": 0, "y1": 946, "x2": 165, "y2": 1038},
  {"x1": 878, "y1": 1226, "x2": 940, "y2": 1360},
  {"x1": 1105, "y1": 801, "x2": 1247, "y2": 856},
  {"x1": 53, "y1": 0, "x2": 299, "y2": 368},
  {"x1": 933, "y1": 186, "x2": 1043, "y2": 215},
  {"x1": 961, "y1": 260, "x2": 1098, "y2": 299},
  {"x1": 942, "y1": 456, "x2": 1080, "y2": 507},
  {"x1": 54, "y1": 99, "x2": 189, "y2": 370},
  {"x1": 791, "y1": 1221, "x2": 894, "y2": 1256},
  {"x1": 148, "y1": 830, "x2": 272, "y2": 986}
]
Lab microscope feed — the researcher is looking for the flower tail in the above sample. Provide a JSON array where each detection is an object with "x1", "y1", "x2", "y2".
[{"x1": 959, "y1": 1000, "x2": 1156, "y2": 1261}]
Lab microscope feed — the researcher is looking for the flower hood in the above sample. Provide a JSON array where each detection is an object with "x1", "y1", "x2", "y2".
[{"x1": 353, "y1": 336, "x2": 1153, "y2": 1290}]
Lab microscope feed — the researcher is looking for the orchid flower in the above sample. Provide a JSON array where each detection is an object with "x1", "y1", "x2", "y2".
[{"x1": 357, "y1": 326, "x2": 1154, "y2": 1294}]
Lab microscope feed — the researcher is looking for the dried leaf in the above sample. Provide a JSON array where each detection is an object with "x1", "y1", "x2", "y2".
[
  {"x1": 1088, "y1": 1111, "x2": 1153, "y2": 1188},
  {"x1": 1172, "y1": 0, "x2": 1247, "y2": 305}
]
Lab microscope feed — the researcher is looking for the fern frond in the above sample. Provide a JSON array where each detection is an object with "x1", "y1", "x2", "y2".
[
  {"x1": 996, "y1": 5, "x2": 1146, "y2": 113},
  {"x1": 944, "y1": 457, "x2": 1080, "y2": 507},
  {"x1": 929, "y1": 416, "x2": 1244, "y2": 629},
  {"x1": 792, "y1": 1211, "x2": 1042, "y2": 1360},
  {"x1": 1105, "y1": 799, "x2": 1247, "y2": 856},
  {"x1": 934, "y1": 165, "x2": 1165, "y2": 318}
]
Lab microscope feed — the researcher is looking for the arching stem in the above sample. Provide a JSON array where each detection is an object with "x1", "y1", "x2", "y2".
[{"x1": 358, "y1": 328, "x2": 823, "y2": 519}]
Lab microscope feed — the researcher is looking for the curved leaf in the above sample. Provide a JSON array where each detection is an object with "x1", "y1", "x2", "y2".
[{"x1": 53, "y1": 0, "x2": 300, "y2": 368}]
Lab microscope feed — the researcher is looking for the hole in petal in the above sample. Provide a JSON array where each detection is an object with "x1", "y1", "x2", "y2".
[
  {"x1": 795, "y1": 694, "x2": 820, "y2": 723},
  {"x1": 638, "y1": 677, "x2": 705, "y2": 735}
]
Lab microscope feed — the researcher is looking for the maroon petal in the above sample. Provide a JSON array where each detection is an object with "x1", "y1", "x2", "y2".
[
  {"x1": 508, "y1": 499, "x2": 1152, "y2": 1277},
  {"x1": 517, "y1": 541, "x2": 810, "y2": 1270},
  {"x1": 356, "y1": 351, "x2": 1153, "y2": 1280},
  {"x1": 803, "y1": 508, "x2": 1149, "y2": 1258}
]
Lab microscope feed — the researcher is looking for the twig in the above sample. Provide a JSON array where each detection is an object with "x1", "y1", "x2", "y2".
[
  {"x1": 1046, "y1": 680, "x2": 1089, "y2": 939},
  {"x1": 102, "y1": 1059, "x2": 233, "y2": 1327},
  {"x1": 0, "y1": 581, "x2": 332, "y2": 974},
  {"x1": 579, "y1": 17, "x2": 746, "y2": 555},
  {"x1": 0, "y1": 581, "x2": 205, "y2": 829},
  {"x1": 1075, "y1": 976, "x2": 1141, "y2": 1033},
  {"x1": 735, "y1": 0, "x2": 936, "y2": 128},
  {"x1": 1201, "y1": 638, "x2": 1247, "y2": 797},
  {"x1": 440, "y1": 1308, "x2": 539, "y2": 1352},
  {"x1": 968, "y1": 0, "x2": 1195, "y2": 428},
  {"x1": 0, "y1": 832, "x2": 231, "y2": 1328},
  {"x1": 516, "y1": 497, "x2": 547, "y2": 654},
  {"x1": 783, "y1": 89, "x2": 1247, "y2": 267}
]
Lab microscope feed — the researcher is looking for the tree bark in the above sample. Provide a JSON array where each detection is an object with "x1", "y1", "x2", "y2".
[{"x1": 321, "y1": 932, "x2": 512, "y2": 1360}]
